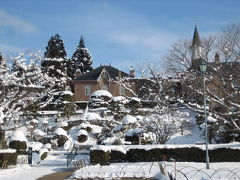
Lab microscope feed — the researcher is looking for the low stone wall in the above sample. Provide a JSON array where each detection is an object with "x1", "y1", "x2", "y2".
[{"x1": 90, "y1": 144, "x2": 240, "y2": 165}]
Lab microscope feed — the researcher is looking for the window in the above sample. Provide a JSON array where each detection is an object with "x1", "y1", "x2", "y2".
[
  {"x1": 119, "y1": 85, "x2": 125, "y2": 96},
  {"x1": 102, "y1": 84, "x2": 108, "y2": 91},
  {"x1": 85, "y1": 85, "x2": 91, "y2": 96}
]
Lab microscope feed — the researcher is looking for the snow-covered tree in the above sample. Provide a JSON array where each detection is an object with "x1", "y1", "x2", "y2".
[
  {"x1": 41, "y1": 34, "x2": 68, "y2": 79},
  {"x1": 144, "y1": 106, "x2": 189, "y2": 144},
  {"x1": 69, "y1": 36, "x2": 93, "y2": 78},
  {"x1": 164, "y1": 23, "x2": 240, "y2": 142},
  {"x1": 0, "y1": 52, "x2": 54, "y2": 148}
]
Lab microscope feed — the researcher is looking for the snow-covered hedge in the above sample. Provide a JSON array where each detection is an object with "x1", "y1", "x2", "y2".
[
  {"x1": 90, "y1": 144, "x2": 240, "y2": 165},
  {"x1": 0, "y1": 150, "x2": 18, "y2": 168}
]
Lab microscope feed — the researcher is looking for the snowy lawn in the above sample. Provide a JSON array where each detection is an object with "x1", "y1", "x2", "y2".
[{"x1": 0, "y1": 151, "x2": 73, "y2": 180}]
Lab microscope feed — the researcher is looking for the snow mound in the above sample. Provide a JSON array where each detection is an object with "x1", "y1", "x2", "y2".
[
  {"x1": 29, "y1": 142, "x2": 43, "y2": 151},
  {"x1": 77, "y1": 129, "x2": 88, "y2": 136},
  {"x1": 91, "y1": 90, "x2": 112, "y2": 98},
  {"x1": 43, "y1": 143, "x2": 51, "y2": 150},
  {"x1": 54, "y1": 128, "x2": 68, "y2": 137},
  {"x1": 60, "y1": 90, "x2": 73, "y2": 96},
  {"x1": 33, "y1": 129, "x2": 46, "y2": 136},
  {"x1": 85, "y1": 113, "x2": 102, "y2": 121},
  {"x1": 125, "y1": 128, "x2": 142, "y2": 136},
  {"x1": 131, "y1": 97, "x2": 141, "y2": 102},
  {"x1": 9, "y1": 130, "x2": 27, "y2": 142},
  {"x1": 122, "y1": 115, "x2": 137, "y2": 125},
  {"x1": 58, "y1": 121, "x2": 68, "y2": 127}
]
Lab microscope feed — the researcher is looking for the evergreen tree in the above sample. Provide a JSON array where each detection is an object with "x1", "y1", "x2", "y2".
[
  {"x1": 0, "y1": 52, "x2": 3, "y2": 65},
  {"x1": 44, "y1": 34, "x2": 67, "y2": 59},
  {"x1": 69, "y1": 36, "x2": 93, "y2": 78},
  {"x1": 41, "y1": 34, "x2": 68, "y2": 79}
]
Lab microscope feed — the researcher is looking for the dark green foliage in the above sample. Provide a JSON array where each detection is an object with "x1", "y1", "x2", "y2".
[
  {"x1": 90, "y1": 150, "x2": 110, "y2": 165},
  {"x1": 54, "y1": 135, "x2": 68, "y2": 147},
  {"x1": 0, "y1": 52, "x2": 2, "y2": 63},
  {"x1": 9, "y1": 141, "x2": 27, "y2": 154},
  {"x1": 195, "y1": 114, "x2": 204, "y2": 126},
  {"x1": 90, "y1": 147, "x2": 240, "y2": 165},
  {"x1": 77, "y1": 134, "x2": 88, "y2": 143},
  {"x1": 42, "y1": 34, "x2": 68, "y2": 78},
  {"x1": 69, "y1": 36, "x2": 93, "y2": 78},
  {"x1": 0, "y1": 152, "x2": 18, "y2": 168},
  {"x1": 44, "y1": 34, "x2": 67, "y2": 59},
  {"x1": 56, "y1": 91, "x2": 77, "y2": 119},
  {"x1": 41, "y1": 152, "x2": 48, "y2": 160}
]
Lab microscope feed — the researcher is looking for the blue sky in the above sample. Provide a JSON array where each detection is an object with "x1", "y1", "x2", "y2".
[{"x1": 1, "y1": 0, "x2": 240, "y2": 72}]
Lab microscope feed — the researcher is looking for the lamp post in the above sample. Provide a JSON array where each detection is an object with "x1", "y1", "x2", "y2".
[{"x1": 199, "y1": 59, "x2": 210, "y2": 169}]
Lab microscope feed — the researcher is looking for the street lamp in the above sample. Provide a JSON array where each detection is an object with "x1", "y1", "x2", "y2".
[{"x1": 199, "y1": 58, "x2": 210, "y2": 169}]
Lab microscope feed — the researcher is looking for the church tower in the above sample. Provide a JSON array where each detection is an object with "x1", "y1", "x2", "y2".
[{"x1": 190, "y1": 26, "x2": 203, "y2": 68}]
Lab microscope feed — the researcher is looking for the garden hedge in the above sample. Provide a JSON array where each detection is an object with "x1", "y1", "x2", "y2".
[
  {"x1": 90, "y1": 146, "x2": 240, "y2": 165},
  {"x1": 0, "y1": 151, "x2": 18, "y2": 168}
]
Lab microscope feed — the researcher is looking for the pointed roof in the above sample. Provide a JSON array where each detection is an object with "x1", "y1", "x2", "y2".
[
  {"x1": 191, "y1": 25, "x2": 203, "y2": 47},
  {"x1": 74, "y1": 65, "x2": 130, "y2": 81}
]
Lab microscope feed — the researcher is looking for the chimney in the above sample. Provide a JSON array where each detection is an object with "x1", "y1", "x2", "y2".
[
  {"x1": 214, "y1": 52, "x2": 220, "y2": 64},
  {"x1": 130, "y1": 66, "x2": 135, "y2": 77},
  {"x1": 75, "y1": 69, "x2": 82, "y2": 78}
]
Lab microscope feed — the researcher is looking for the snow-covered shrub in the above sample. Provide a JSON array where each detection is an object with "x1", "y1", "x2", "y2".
[
  {"x1": 53, "y1": 128, "x2": 68, "y2": 147},
  {"x1": 144, "y1": 106, "x2": 189, "y2": 144},
  {"x1": 58, "y1": 121, "x2": 69, "y2": 131},
  {"x1": 33, "y1": 129, "x2": 46, "y2": 142},
  {"x1": 43, "y1": 143, "x2": 51, "y2": 151},
  {"x1": 108, "y1": 96, "x2": 129, "y2": 120},
  {"x1": 88, "y1": 90, "x2": 112, "y2": 109},
  {"x1": 63, "y1": 139, "x2": 73, "y2": 151},
  {"x1": 9, "y1": 130, "x2": 27, "y2": 154},
  {"x1": 126, "y1": 97, "x2": 143, "y2": 115},
  {"x1": 77, "y1": 129, "x2": 88, "y2": 143}
]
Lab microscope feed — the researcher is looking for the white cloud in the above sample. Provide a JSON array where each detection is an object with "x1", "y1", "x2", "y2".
[{"x1": 0, "y1": 10, "x2": 37, "y2": 34}]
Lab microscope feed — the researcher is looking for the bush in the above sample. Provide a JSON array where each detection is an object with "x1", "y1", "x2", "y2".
[
  {"x1": 41, "y1": 152, "x2": 48, "y2": 160},
  {"x1": 78, "y1": 134, "x2": 88, "y2": 143},
  {"x1": 90, "y1": 150, "x2": 110, "y2": 165},
  {"x1": 0, "y1": 152, "x2": 18, "y2": 168},
  {"x1": 9, "y1": 141, "x2": 27, "y2": 154},
  {"x1": 54, "y1": 135, "x2": 68, "y2": 147},
  {"x1": 90, "y1": 146, "x2": 240, "y2": 165}
]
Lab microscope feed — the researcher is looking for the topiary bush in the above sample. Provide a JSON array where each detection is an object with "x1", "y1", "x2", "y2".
[
  {"x1": 9, "y1": 141, "x2": 27, "y2": 154},
  {"x1": 54, "y1": 135, "x2": 68, "y2": 148}
]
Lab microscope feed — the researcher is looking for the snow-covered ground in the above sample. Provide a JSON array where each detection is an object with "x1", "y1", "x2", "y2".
[
  {"x1": 70, "y1": 161, "x2": 240, "y2": 180},
  {"x1": 0, "y1": 151, "x2": 71, "y2": 180}
]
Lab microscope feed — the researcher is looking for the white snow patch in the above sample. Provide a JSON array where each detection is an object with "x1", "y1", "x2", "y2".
[
  {"x1": 91, "y1": 90, "x2": 112, "y2": 98},
  {"x1": 9, "y1": 129, "x2": 27, "y2": 142},
  {"x1": 122, "y1": 115, "x2": 137, "y2": 125}
]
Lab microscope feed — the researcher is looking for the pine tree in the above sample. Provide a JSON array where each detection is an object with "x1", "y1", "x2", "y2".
[
  {"x1": 0, "y1": 52, "x2": 3, "y2": 65},
  {"x1": 44, "y1": 34, "x2": 67, "y2": 59},
  {"x1": 41, "y1": 34, "x2": 68, "y2": 79},
  {"x1": 69, "y1": 36, "x2": 93, "y2": 78}
]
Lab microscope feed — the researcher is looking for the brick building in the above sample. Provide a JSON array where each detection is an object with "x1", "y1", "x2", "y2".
[{"x1": 71, "y1": 65, "x2": 137, "y2": 101}]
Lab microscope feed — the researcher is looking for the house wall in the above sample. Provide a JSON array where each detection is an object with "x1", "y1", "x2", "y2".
[{"x1": 73, "y1": 80, "x2": 136, "y2": 101}]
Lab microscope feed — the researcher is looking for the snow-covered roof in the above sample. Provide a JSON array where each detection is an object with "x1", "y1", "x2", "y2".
[
  {"x1": 122, "y1": 115, "x2": 137, "y2": 125},
  {"x1": 9, "y1": 130, "x2": 27, "y2": 142},
  {"x1": 91, "y1": 90, "x2": 112, "y2": 98}
]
